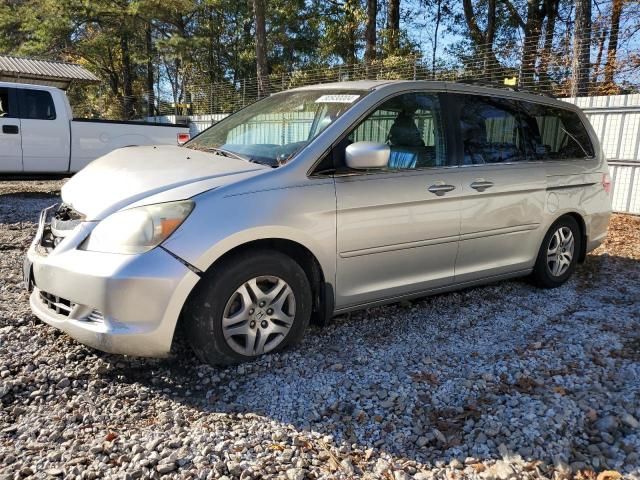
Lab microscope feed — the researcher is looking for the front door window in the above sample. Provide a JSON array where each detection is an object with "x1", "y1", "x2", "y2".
[{"x1": 346, "y1": 92, "x2": 449, "y2": 169}]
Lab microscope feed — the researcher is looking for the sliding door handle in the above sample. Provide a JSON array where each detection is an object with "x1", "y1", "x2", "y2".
[
  {"x1": 428, "y1": 184, "x2": 456, "y2": 196},
  {"x1": 470, "y1": 180, "x2": 494, "y2": 192},
  {"x1": 2, "y1": 125, "x2": 19, "y2": 134}
]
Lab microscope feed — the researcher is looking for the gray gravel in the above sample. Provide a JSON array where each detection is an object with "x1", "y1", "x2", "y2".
[{"x1": 1, "y1": 180, "x2": 639, "y2": 479}]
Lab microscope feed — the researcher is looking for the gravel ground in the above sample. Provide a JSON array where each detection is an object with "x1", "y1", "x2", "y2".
[{"x1": 1, "y1": 179, "x2": 639, "y2": 480}]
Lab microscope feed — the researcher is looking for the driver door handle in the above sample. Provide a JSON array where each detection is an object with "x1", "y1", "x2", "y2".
[
  {"x1": 470, "y1": 180, "x2": 494, "y2": 192},
  {"x1": 428, "y1": 184, "x2": 456, "y2": 196}
]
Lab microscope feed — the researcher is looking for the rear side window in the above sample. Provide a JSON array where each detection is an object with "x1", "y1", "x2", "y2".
[
  {"x1": 19, "y1": 89, "x2": 56, "y2": 120},
  {"x1": 0, "y1": 87, "x2": 17, "y2": 118},
  {"x1": 452, "y1": 94, "x2": 527, "y2": 165},
  {"x1": 518, "y1": 102, "x2": 594, "y2": 160}
]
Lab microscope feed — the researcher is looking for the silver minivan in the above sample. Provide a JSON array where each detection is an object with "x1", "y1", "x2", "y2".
[{"x1": 25, "y1": 80, "x2": 612, "y2": 365}]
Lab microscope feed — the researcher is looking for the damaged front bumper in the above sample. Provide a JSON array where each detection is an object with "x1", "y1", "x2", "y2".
[{"x1": 25, "y1": 206, "x2": 200, "y2": 357}]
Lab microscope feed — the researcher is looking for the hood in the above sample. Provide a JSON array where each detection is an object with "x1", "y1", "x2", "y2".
[{"x1": 62, "y1": 145, "x2": 268, "y2": 220}]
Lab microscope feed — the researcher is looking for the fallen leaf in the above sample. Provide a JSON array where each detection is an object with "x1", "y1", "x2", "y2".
[
  {"x1": 104, "y1": 431, "x2": 117, "y2": 442},
  {"x1": 586, "y1": 409, "x2": 598, "y2": 422},
  {"x1": 596, "y1": 470, "x2": 622, "y2": 480},
  {"x1": 411, "y1": 371, "x2": 440, "y2": 385},
  {"x1": 553, "y1": 386, "x2": 567, "y2": 395},
  {"x1": 574, "y1": 470, "x2": 597, "y2": 480},
  {"x1": 523, "y1": 460, "x2": 543, "y2": 471},
  {"x1": 516, "y1": 376, "x2": 538, "y2": 392}
]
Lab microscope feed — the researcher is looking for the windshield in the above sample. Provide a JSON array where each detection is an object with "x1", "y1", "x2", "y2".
[{"x1": 185, "y1": 90, "x2": 366, "y2": 167}]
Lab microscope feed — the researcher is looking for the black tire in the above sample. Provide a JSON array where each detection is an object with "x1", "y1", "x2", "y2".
[
  {"x1": 183, "y1": 249, "x2": 312, "y2": 366},
  {"x1": 531, "y1": 216, "x2": 582, "y2": 289}
]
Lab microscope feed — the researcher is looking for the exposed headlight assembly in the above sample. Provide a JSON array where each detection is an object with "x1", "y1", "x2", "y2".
[{"x1": 81, "y1": 200, "x2": 194, "y2": 254}]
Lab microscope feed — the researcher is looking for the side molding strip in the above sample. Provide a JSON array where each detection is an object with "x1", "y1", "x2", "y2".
[{"x1": 546, "y1": 182, "x2": 597, "y2": 191}]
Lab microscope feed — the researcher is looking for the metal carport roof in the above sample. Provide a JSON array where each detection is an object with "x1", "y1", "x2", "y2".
[{"x1": 0, "y1": 54, "x2": 99, "y2": 90}]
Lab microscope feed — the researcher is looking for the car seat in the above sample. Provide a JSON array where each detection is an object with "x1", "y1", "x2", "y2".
[{"x1": 388, "y1": 111, "x2": 424, "y2": 169}]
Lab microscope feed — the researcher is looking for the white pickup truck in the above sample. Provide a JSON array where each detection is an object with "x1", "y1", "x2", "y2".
[{"x1": 0, "y1": 82, "x2": 190, "y2": 174}]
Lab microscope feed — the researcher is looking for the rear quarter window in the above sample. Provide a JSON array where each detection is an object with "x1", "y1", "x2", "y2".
[
  {"x1": 19, "y1": 89, "x2": 56, "y2": 120},
  {"x1": 518, "y1": 101, "x2": 594, "y2": 160}
]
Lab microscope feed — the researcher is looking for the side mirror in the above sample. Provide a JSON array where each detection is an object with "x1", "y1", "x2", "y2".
[{"x1": 345, "y1": 141, "x2": 390, "y2": 170}]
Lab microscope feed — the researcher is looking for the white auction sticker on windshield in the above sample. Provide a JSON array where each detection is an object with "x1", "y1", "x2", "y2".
[{"x1": 315, "y1": 94, "x2": 360, "y2": 104}]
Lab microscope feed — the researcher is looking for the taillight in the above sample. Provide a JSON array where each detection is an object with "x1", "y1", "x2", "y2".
[
  {"x1": 602, "y1": 173, "x2": 612, "y2": 195},
  {"x1": 177, "y1": 132, "x2": 190, "y2": 145}
]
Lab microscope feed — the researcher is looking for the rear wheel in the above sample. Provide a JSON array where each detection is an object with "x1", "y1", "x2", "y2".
[
  {"x1": 184, "y1": 250, "x2": 312, "y2": 365},
  {"x1": 531, "y1": 216, "x2": 582, "y2": 288}
]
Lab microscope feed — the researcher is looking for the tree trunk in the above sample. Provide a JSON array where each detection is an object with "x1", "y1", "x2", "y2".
[
  {"x1": 106, "y1": 47, "x2": 120, "y2": 97},
  {"x1": 571, "y1": 0, "x2": 591, "y2": 96},
  {"x1": 120, "y1": 31, "x2": 134, "y2": 119},
  {"x1": 208, "y1": 7, "x2": 216, "y2": 85},
  {"x1": 539, "y1": 0, "x2": 559, "y2": 86},
  {"x1": 604, "y1": 0, "x2": 623, "y2": 85},
  {"x1": 484, "y1": 0, "x2": 496, "y2": 77},
  {"x1": 520, "y1": 0, "x2": 546, "y2": 88},
  {"x1": 165, "y1": 60, "x2": 179, "y2": 117},
  {"x1": 462, "y1": 0, "x2": 499, "y2": 80},
  {"x1": 146, "y1": 23, "x2": 155, "y2": 117},
  {"x1": 592, "y1": 25, "x2": 607, "y2": 84},
  {"x1": 387, "y1": 0, "x2": 400, "y2": 53},
  {"x1": 431, "y1": 0, "x2": 442, "y2": 78},
  {"x1": 252, "y1": 0, "x2": 270, "y2": 98},
  {"x1": 345, "y1": 0, "x2": 358, "y2": 65},
  {"x1": 365, "y1": 0, "x2": 377, "y2": 63}
]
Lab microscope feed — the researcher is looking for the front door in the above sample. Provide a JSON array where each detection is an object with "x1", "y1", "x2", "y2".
[
  {"x1": 334, "y1": 91, "x2": 462, "y2": 308},
  {"x1": 0, "y1": 87, "x2": 22, "y2": 172}
]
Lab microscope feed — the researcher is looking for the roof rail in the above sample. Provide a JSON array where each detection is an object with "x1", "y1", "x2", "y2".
[{"x1": 454, "y1": 78, "x2": 556, "y2": 99}]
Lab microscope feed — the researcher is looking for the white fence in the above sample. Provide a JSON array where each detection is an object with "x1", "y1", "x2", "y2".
[
  {"x1": 145, "y1": 114, "x2": 227, "y2": 137},
  {"x1": 185, "y1": 114, "x2": 229, "y2": 136},
  {"x1": 147, "y1": 94, "x2": 640, "y2": 215},
  {"x1": 608, "y1": 162, "x2": 640, "y2": 214},
  {"x1": 563, "y1": 94, "x2": 640, "y2": 214}
]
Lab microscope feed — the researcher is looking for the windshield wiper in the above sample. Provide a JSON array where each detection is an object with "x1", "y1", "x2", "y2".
[
  {"x1": 208, "y1": 147, "x2": 251, "y2": 162},
  {"x1": 188, "y1": 145, "x2": 251, "y2": 162}
]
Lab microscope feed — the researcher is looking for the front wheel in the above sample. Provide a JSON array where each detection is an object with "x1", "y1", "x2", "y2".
[
  {"x1": 531, "y1": 216, "x2": 582, "y2": 288},
  {"x1": 184, "y1": 250, "x2": 312, "y2": 366}
]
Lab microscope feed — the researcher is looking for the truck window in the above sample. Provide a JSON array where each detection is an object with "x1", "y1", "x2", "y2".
[
  {"x1": 0, "y1": 87, "x2": 17, "y2": 118},
  {"x1": 19, "y1": 89, "x2": 56, "y2": 120},
  {"x1": 518, "y1": 101, "x2": 594, "y2": 160}
]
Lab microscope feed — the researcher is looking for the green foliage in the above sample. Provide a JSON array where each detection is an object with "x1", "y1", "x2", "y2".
[
  {"x1": 2, "y1": 0, "x2": 635, "y2": 116},
  {"x1": 2, "y1": 0, "x2": 426, "y2": 117}
]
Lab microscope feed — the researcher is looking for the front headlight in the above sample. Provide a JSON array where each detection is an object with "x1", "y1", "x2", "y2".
[{"x1": 81, "y1": 200, "x2": 194, "y2": 254}]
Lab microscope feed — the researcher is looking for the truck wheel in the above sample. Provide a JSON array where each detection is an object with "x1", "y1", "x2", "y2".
[
  {"x1": 531, "y1": 216, "x2": 582, "y2": 289},
  {"x1": 184, "y1": 250, "x2": 312, "y2": 366}
]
